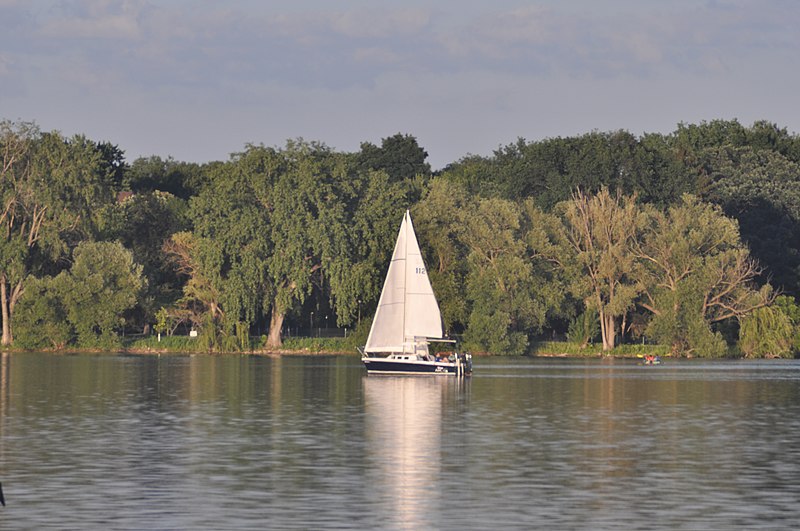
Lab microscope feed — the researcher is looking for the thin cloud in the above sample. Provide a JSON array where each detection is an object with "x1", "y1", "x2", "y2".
[
  {"x1": 328, "y1": 8, "x2": 431, "y2": 39},
  {"x1": 38, "y1": 0, "x2": 142, "y2": 40},
  {"x1": 435, "y1": 1, "x2": 799, "y2": 79},
  {"x1": 1, "y1": 0, "x2": 799, "y2": 168}
]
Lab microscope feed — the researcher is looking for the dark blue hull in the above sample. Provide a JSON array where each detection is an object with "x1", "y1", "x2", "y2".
[
  {"x1": 362, "y1": 357, "x2": 471, "y2": 376},
  {"x1": 363, "y1": 359, "x2": 454, "y2": 375}
]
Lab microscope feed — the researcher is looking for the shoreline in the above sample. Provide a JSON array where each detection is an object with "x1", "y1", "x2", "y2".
[
  {"x1": 3, "y1": 347, "x2": 792, "y2": 360},
  {"x1": 4, "y1": 345, "x2": 669, "y2": 359},
  {"x1": 7, "y1": 339, "x2": 789, "y2": 359}
]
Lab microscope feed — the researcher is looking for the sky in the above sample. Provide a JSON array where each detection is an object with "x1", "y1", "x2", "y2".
[{"x1": 2, "y1": 0, "x2": 799, "y2": 169}]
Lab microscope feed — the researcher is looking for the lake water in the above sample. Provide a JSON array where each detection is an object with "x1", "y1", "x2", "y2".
[{"x1": 1, "y1": 353, "x2": 800, "y2": 529}]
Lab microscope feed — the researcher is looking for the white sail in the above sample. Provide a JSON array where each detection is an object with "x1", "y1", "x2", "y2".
[{"x1": 364, "y1": 210, "x2": 443, "y2": 353}]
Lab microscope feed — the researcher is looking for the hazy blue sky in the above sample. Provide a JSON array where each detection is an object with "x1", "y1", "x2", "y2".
[{"x1": 2, "y1": 0, "x2": 798, "y2": 168}]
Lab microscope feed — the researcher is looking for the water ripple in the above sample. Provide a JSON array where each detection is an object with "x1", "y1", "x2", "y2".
[{"x1": 1, "y1": 354, "x2": 800, "y2": 529}]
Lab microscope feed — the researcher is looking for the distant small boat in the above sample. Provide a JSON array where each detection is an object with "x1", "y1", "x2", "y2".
[
  {"x1": 643, "y1": 354, "x2": 661, "y2": 365},
  {"x1": 359, "y1": 210, "x2": 472, "y2": 376}
]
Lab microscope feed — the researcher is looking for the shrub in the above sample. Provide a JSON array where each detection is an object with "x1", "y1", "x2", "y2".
[{"x1": 739, "y1": 303, "x2": 795, "y2": 358}]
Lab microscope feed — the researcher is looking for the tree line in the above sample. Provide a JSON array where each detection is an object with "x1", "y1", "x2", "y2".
[{"x1": 1, "y1": 118, "x2": 799, "y2": 357}]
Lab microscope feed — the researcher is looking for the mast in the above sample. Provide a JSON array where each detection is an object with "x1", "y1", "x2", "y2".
[{"x1": 402, "y1": 210, "x2": 409, "y2": 353}]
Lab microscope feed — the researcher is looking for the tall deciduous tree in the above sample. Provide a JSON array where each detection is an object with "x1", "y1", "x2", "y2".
[
  {"x1": 262, "y1": 140, "x2": 402, "y2": 347},
  {"x1": 470, "y1": 197, "x2": 570, "y2": 354},
  {"x1": 633, "y1": 195, "x2": 775, "y2": 355},
  {"x1": 1, "y1": 122, "x2": 113, "y2": 345},
  {"x1": 323, "y1": 167, "x2": 409, "y2": 331},
  {"x1": 414, "y1": 184, "x2": 567, "y2": 354},
  {"x1": 0, "y1": 120, "x2": 36, "y2": 345},
  {"x1": 557, "y1": 187, "x2": 644, "y2": 351},
  {"x1": 261, "y1": 140, "x2": 335, "y2": 347},
  {"x1": 127, "y1": 155, "x2": 205, "y2": 199},
  {"x1": 462, "y1": 198, "x2": 535, "y2": 354},
  {"x1": 163, "y1": 230, "x2": 227, "y2": 337}
]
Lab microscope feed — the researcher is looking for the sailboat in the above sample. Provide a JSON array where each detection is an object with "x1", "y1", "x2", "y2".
[{"x1": 359, "y1": 210, "x2": 472, "y2": 376}]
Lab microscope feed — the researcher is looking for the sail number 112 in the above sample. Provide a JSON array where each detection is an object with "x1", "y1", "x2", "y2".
[{"x1": 415, "y1": 267, "x2": 426, "y2": 275}]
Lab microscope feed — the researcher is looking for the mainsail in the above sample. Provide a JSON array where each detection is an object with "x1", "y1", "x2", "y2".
[{"x1": 364, "y1": 210, "x2": 443, "y2": 353}]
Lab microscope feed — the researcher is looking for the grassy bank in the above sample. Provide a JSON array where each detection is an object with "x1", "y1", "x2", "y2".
[
  {"x1": 122, "y1": 335, "x2": 670, "y2": 358},
  {"x1": 528, "y1": 341, "x2": 671, "y2": 358},
  {"x1": 124, "y1": 335, "x2": 358, "y2": 355}
]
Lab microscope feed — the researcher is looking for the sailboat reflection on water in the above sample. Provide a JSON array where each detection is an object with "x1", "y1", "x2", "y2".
[{"x1": 364, "y1": 376, "x2": 444, "y2": 527}]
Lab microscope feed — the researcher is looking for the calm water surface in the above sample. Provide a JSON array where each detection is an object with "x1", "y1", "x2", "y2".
[{"x1": 1, "y1": 353, "x2": 800, "y2": 529}]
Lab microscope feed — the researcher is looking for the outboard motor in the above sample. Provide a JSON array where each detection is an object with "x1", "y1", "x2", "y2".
[{"x1": 464, "y1": 353, "x2": 473, "y2": 375}]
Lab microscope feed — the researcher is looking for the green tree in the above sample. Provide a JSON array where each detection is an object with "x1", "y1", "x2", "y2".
[
  {"x1": 0, "y1": 120, "x2": 36, "y2": 345},
  {"x1": 459, "y1": 197, "x2": 567, "y2": 354},
  {"x1": 746, "y1": 120, "x2": 800, "y2": 163},
  {"x1": 452, "y1": 130, "x2": 695, "y2": 208},
  {"x1": 774, "y1": 295, "x2": 800, "y2": 354},
  {"x1": 670, "y1": 119, "x2": 749, "y2": 159},
  {"x1": 357, "y1": 133, "x2": 431, "y2": 182},
  {"x1": 700, "y1": 146, "x2": 800, "y2": 296},
  {"x1": 670, "y1": 119, "x2": 800, "y2": 166},
  {"x1": 462, "y1": 198, "x2": 532, "y2": 354},
  {"x1": 738, "y1": 304, "x2": 795, "y2": 358},
  {"x1": 263, "y1": 140, "x2": 367, "y2": 347},
  {"x1": 322, "y1": 167, "x2": 410, "y2": 331},
  {"x1": 127, "y1": 156, "x2": 205, "y2": 199},
  {"x1": 1, "y1": 123, "x2": 114, "y2": 345},
  {"x1": 98, "y1": 191, "x2": 189, "y2": 333},
  {"x1": 169, "y1": 140, "x2": 398, "y2": 350},
  {"x1": 163, "y1": 230, "x2": 226, "y2": 340},
  {"x1": 556, "y1": 187, "x2": 644, "y2": 351},
  {"x1": 437, "y1": 154, "x2": 505, "y2": 199},
  {"x1": 634, "y1": 195, "x2": 775, "y2": 355},
  {"x1": 95, "y1": 141, "x2": 128, "y2": 192},
  {"x1": 567, "y1": 308, "x2": 600, "y2": 348},
  {"x1": 413, "y1": 178, "x2": 471, "y2": 333},
  {"x1": 175, "y1": 152, "x2": 273, "y2": 350},
  {"x1": 11, "y1": 276, "x2": 72, "y2": 349},
  {"x1": 58, "y1": 241, "x2": 144, "y2": 347}
]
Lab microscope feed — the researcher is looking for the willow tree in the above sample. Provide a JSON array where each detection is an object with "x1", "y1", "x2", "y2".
[
  {"x1": 167, "y1": 149, "x2": 275, "y2": 351},
  {"x1": 257, "y1": 141, "x2": 345, "y2": 347},
  {"x1": 1, "y1": 123, "x2": 113, "y2": 345},
  {"x1": 738, "y1": 304, "x2": 795, "y2": 358},
  {"x1": 168, "y1": 140, "x2": 403, "y2": 349},
  {"x1": 265, "y1": 140, "x2": 418, "y2": 347},
  {"x1": 557, "y1": 187, "x2": 644, "y2": 351},
  {"x1": 323, "y1": 167, "x2": 409, "y2": 333}
]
